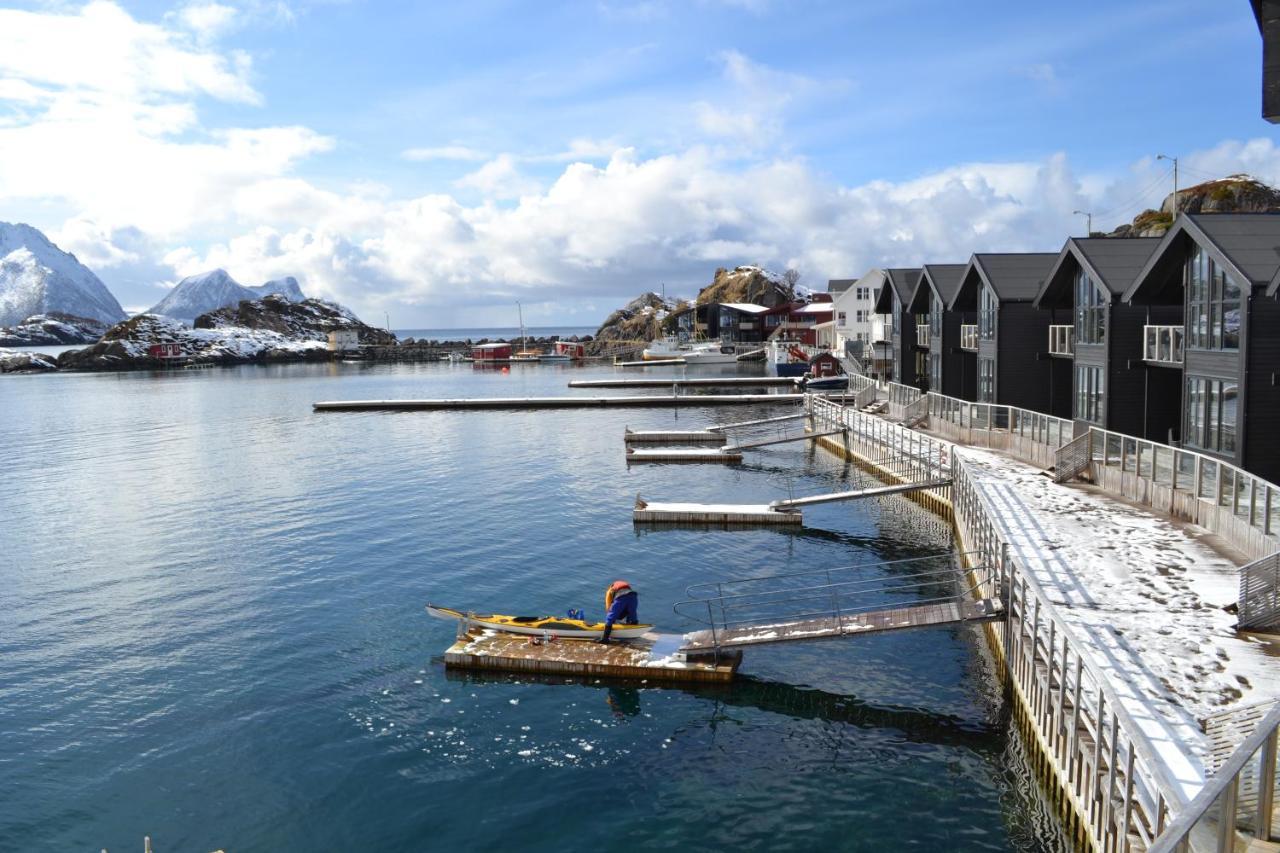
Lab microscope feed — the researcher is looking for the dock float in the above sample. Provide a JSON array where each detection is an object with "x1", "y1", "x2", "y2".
[
  {"x1": 444, "y1": 628, "x2": 740, "y2": 683},
  {"x1": 570, "y1": 377, "x2": 796, "y2": 389},
  {"x1": 624, "y1": 427, "x2": 726, "y2": 444},
  {"x1": 626, "y1": 447, "x2": 743, "y2": 463},
  {"x1": 313, "y1": 394, "x2": 805, "y2": 411},
  {"x1": 614, "y1": 358, "x2": 685, "y2": 367},
  {"x1": 633, "y1": 495, "x2": 802, "y2": 525}
]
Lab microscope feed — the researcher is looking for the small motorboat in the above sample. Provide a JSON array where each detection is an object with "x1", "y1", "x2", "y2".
[
  {"x1": 537, "y1": 353, "x2": 571, "y2": 363},
  {"x1": 801, "y1": 374, "x2": 849, "y2": 391},
  {"x1": 426, "y1": 604, "x2": 652, "y2": 640}
]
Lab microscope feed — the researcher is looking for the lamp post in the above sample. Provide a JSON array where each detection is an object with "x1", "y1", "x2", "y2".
[
  {"x1": 1157, "y1": 154, "x2": 1179, "y2": 217},
  {"x1": 1072, "y1": 209, "x2": 1093, "y2": 236}
]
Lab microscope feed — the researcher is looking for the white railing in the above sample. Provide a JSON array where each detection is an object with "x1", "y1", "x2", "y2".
[
  {"x1": 1048, "y1": 324, "x2": 1074, "y2": 357},
  {"x1": 952, "y1": 460, "x2": 1186, "y2": 852},
  {"x1": 1143, "y1": 325, "x2": 1184, "y2": 364},
  {"x1": 1087, "y1": 426, "x2": 1280, "y2": 560},
  {"x1": 960, "y1": 324, "x2": 978, "y2": 350},
  {"x1": 916, "y1": 324, "x2": 930, "y2": 347},
  {"x1": 885, "y1": 381, "x2": 923, "y2": 420},
  {"x1": 926, "y1": 391, "x2": 1077, "y2": 469},
  {"x1": 807, "y1": 395, "x2": 951, "y2": 486},
  {"x1": 1149, "y1": 701, "x2": 1280, "y2": 852}
]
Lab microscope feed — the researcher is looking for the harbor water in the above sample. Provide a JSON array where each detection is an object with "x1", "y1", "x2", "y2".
[{"x1": 0, "y1": 361, "x2": 1069, "y2": 851}]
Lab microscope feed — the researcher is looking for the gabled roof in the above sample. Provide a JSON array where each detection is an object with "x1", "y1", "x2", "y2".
[
  {"x1": 948, "y1": 253, "x2": 1058, "y2": 310},
  {"x1": 910, "y1": 263, "x2": 967, "y2": 312},
  {"x1": 1125, "y1": 213, "x2": 1280, "y2": 304},
  {"x1": 1034, "y1": 238, "x2": 1161, "y2": 308},
  {"x1": 827, "y1": 278, "x2": 856, "y2": 294},
  {"x1": 873, "y1": 267, "x2": 921, "y2": 313}
]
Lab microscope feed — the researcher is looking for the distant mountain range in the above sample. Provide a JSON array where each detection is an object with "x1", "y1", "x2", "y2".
[
  {"x1": 0, "y1": 223, "x2": 128, "y2": 327},
  {"x1": 147, "y1": 269, "x2": 307, "y2": 323}
]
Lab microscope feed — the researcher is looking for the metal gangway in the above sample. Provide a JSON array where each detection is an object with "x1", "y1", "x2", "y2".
[{"x1": 675, "y1": 552, "x2": 1003, "y2": 651}]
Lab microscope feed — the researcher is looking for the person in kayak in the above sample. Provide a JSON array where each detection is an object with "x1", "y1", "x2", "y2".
[{"x1": 598, "y1": 580, "x2": 638, "y2": 643}]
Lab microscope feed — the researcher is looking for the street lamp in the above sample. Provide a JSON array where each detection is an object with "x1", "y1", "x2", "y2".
[
  {"x1": 1157, "y1": 154, "x2": 1179, "y2": 217},
  {"x1": 1072, "y1": 209, "x2": 1093, "y2": 236}
]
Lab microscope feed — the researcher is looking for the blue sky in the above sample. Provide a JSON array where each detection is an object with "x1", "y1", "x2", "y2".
[{"x1": 0, "y1": 0, "x2": 1274, "y2": 327}]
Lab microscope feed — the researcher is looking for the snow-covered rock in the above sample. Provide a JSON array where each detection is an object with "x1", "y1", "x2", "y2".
[
  {"x1": 0, "y1": 312, "x2": 109, "y2": 347},
  {"x1": 147, "y1": 269, "x2": 308, "y2": 323},
  {"x1": 0, "y1": 347, "x2": 58, "y2": 373},
  {"x1": 0, "y1": 223, "x2": 127, "y2": 327}
]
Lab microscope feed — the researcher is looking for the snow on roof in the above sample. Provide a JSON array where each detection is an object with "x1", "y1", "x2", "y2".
[
  {"x1": 717, "y1": 303, "x2": 769, "y2": 313},
  {"x1": 797, "y1": 302, "x2": 834, "y2": 314}
]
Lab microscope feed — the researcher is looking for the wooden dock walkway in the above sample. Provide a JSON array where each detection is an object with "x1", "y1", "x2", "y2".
[
  {"x1": 444, "y1": 628, "x2": 740, "y2": 682},
  {"x1": 723, "y1": 428, "x2": 846, "y2": 452},
  {"x1": 614, "y1": 357, "x2": 685, "y2": 367},
  {"x1": 633, "y1": 495, "x2": 802, "y2": 525},
  {"x1": 709, "y1": 412, "x2": 811, "y2": 431},
  {"x1": 570, "y1": 377, "x2": 797, "y2": 389},
  {"x1": 623, "y1": 428, "x2": 725, "y2": 443},
  {"x1": 313, "y1": 394, "x2": 805, "y2": 411},
  {"x1": 626, "y1": 448, "x2": 743, "y2": 463},
  {"x1": 680, "y1": 598, "x2": 1002, "y2": 650}
]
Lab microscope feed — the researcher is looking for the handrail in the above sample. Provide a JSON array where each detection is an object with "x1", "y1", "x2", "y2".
[
  {"x1": 1148, "y1": 701, "x2": 1280, "y2": 852},
  {"x1": 682, "y1": 552, "x2": 978, "y2": 598}
]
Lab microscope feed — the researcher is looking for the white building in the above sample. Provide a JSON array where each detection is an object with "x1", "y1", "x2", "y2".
[
  {"x1": 827, "y1": 274, "x2": 887, "y2": 364},
  {"x1": 327, "y1": 329, "x2": 360, "y2": 352}
]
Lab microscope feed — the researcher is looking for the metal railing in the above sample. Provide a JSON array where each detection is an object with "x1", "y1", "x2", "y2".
[
  {"x1": 807, "y1": 395, "x2": 952, "y2": 485},
  {"x1": 1238, "y1": 552, "x2": 1280, "y2": 632},
  {"x1": 926, "y1": 390, "x2": 1077, "y2": 469},
  {"x1": 1049, "y1": 324, "x2": 1074, "y2": 357},
  {"x1": 960, "y1": 324, "x2": 978, "y2": 350},
  {"x1": 886, "y1": 381, "x2": 923, "y2": 420},
  {"x1": 901, "y1": 395, "x2": 930, "y2": 428},
  {"x1": 1144, "y1": 325, "x2": 1184, "y2": 364},
  {"x1": 1149, "y1": 701, "x2": 1280, "y2": 852},
  {"x1": 1086, "y1": 425, "x2": 1280, "y2": 558},
  {"x1": 1054, "y1": 431, "x2": 1092, "y2": 483},
  {"x1": 952, "y1": 459, "x2": 1188, "y2": 851},
  {"x1": 916, "y1": 324, "x2": 930, "y2": 347}
]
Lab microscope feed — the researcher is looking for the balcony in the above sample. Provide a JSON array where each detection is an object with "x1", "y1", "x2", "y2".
[
  {"x1": 1143, "y1": 325, "x2": 1183, "y2": 365},
  {"x1": 1048, "y1": 325, "x2": 1074, "y2": 357},
  {"x1": 960, "y1": 324, "x2": 978, "y2": 351},
  {"x1": 916, "y1": 324, "x2": 930, "y2": 347}
]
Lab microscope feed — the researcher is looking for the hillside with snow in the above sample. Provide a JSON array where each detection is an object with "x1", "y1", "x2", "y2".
[
  {"x1": 0, "y1": 223, "x2": 127, "y2": 328},
  {"x1": 148, "y1": 270, "x2": 307, "y2": 323}
]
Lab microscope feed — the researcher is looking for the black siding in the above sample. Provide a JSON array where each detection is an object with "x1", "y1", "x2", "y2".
[
  {"x1": 1245, "y1": 294, "x2": 1280, "y2": 481},
  {"x1": 995, "y1": 302, "x2": 1056, "y2": 411},
  {"x1": 942, "y1": 309, "x2": 975, "y2": 400}
]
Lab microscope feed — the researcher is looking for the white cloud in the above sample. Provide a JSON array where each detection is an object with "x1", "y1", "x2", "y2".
[
  {"x1": 454, "y1": 154, "x2": 542, "y2": 200},
  {"x1": 175, "y1": 3, "x2": 239, "y2": 43},
  {"x1": 402, "y1": 145, "x2": 489, "y2": 162}
]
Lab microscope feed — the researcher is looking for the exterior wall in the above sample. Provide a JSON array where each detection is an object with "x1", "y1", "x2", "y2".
[
  {"x1": 829, "y1": 276, "x2": 880, "y2": 360},
  {"x1": 942, "y1": 309, "x2": 976, "y2": 400},
  {"x1": 994, "y1": 302, "x2": 1056, "y2": 412},
  {"x1": 1100, "y1": 303, "x2": 1148, "y2": 437},
  {"x1": 1246, "y1": 294, "x2": 1280, "y2": 482}
]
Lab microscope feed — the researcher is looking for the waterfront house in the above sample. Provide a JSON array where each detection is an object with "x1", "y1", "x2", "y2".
[
  {"x1": 472, "y1": 342, "x2": 512, "y2": 362},
  {"x1": 763, "y1": 295, "x2": 833, "y2": 346},
  {"x1": 872, "y1": 268, "x2": 923, "y2": 386},
  {"x1": 1123, "y1": 213, "x2": 1280, "y2": 481},
  {"x1": 553, "y1": 340, "x2": 586, "y2": 360},
  {"x1": 908, "y1": 264, "x2": 969, "y2": 398},
  {"x1": 948, "y1": 253, "x2": 1067, "y2": 412},
  {"x1": 1033, "y1": 237, "x2": 1164, "y2": 437},
  {"x1": 827, "y1": 274, "x2": 881, "y2": 364},
  {"x1": 716, "y1": 303, "x2": 769, "y2": 344}
]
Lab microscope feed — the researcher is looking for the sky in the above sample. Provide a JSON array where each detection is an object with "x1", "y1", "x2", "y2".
[{"x1": 0, "y1": 0, "x2": 1276, "y2": 328}]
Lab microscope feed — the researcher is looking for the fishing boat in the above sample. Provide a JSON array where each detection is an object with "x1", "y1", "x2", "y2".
[
  {"x1": 679, "y1": 341, "x2": 742, "y2": 365},
  {"x1": 641, "y1": 335, "x2": 688, "y2": 360},
  {"x1": 766, "y1": 339, "x2": 813, "y2": 377},
  {"x1": 426, "y1": 604, "x2": 652, "y2": 640},
  {"x1": 537, "y1": 352, "x2": 571, "y2": 363}
]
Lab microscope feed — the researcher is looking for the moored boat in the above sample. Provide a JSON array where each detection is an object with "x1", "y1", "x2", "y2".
[{"x1": 427, "y1": 604, "x2": 652, "y2": 640}]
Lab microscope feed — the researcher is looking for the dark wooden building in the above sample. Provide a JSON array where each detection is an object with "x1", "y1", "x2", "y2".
[
  {"x1": 908, "y1": 263, "x2": 969, "y2": 398},
  {"x1": 873, "y1": 267, "x2": 922, "y2": 387},
  {"x1": 1124, "y1": 213, "x2": 1280, "y2": 481},
  {"x1": 1033, "y1": 237, "x2": 1164, "y2": 435},
  {"x1": 948, "y1": 253, "x2": 1068, "y2": 413}
]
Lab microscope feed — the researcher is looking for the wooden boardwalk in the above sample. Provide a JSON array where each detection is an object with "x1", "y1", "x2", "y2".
[
  {"x1": 680, "y1": 598, "x2": 1002, "y2": 650},
  {"x1": 445, "y1": 629, "x2": 741, "y2": 682},
  {"x1": 313, "y1": 394, "x2": 805, "y2": 411}
]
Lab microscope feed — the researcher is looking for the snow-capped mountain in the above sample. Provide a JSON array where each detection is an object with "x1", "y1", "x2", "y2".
[
  {"x1": 0, "y1": 223, "x2": 128, "y2": 328},
  {"x1": 147, "y1": 270, "x2": 308, "y2": 323}
]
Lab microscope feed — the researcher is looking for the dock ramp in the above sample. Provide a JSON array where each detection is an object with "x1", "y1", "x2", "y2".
[{"x1": 674, "y1": 552, "x2": 1001, "y2": 651}]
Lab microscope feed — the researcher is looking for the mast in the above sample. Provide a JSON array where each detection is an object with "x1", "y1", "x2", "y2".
[{"x1": 517, "y1": 301, "x2": 525, "y2": 349}]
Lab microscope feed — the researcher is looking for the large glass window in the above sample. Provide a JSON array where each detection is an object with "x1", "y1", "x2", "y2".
[
  {"x1": 929, "y1": 351, "x2": 942, "y2": 391},
  {"x1": 1186, "y1": 246, "x2": 1242, "y2": 351},
  {"x1": 1184, "y1": 375, "x2": 1239, "y2": 454},
  {"x1": 978, "y1": 357, "x2": 995, "y2": 402},
  {"x1": 978, "y1": 283, "x2": 997, "y2": 340},
  {"x1": 1074, "y1": 365, "x2": 1104, "y2": 423},
  {"x1": 1074, "y1": 268, "x2": 1107, "y2": 345},
  {"x1": 929, "y1": 291, "x2": 943, "y2": 338}
]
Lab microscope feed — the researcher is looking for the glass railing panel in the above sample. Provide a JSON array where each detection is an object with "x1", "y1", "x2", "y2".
[
  {"x1": 1175, "y1": 451, "x2": 1194, "y2": 489},
  {"x1": 1106, "y1": 433, "x2": 1122, "y2": 466},
  {"x1": 1123, "y1": 437, "x2": 1137, "y2": 471},
  {"x1": 1138, "y1": 441, "x2": 1153, "y2": 478},
  {"x1": 1236, "y1": 475, "x2": 1252, "y2": 519},
  {"x1": 1200, "y1": 461, "x2": 1218, "y2": 500},
  {"x1": 1153, "y1": 446, "x2": 1173, "y2": 486}
]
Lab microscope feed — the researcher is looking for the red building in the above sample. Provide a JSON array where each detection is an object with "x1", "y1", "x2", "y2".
[
  {"x1": 148, "y1": 343, "x2": 183, "y2": 359},
  {"x1": 553, "y1": 340, "x2": 586, "y2": 359},
  {"x1": 472, "y1": 342, "x2": 512, "y2": 362},
  {"x1": 763, "y1": 295, "x2": 835, "y2": 345}
]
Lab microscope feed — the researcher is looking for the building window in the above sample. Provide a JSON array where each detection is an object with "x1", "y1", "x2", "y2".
[
  {"x1": 1186, "y1": 246, "x2": 1242, "y2": 351},
  {"x1": 929, "y1": 351, "x2": 942, "y2": 391},
  {"x1": 929, "y1": 291, "x2": 943, "y2": 338},
  {"x1": 855, "y1": 332, "x2": 865, "y2": 342},
  {"x1": 1074, "y1": 365, "x2": 1104, "y2": 423},
  {"x1": 977, "y1": 357, "x2": 995, "y2": 402},
  {"x1": 978, "y1": 283, "x2": 997, "y2": 340},
  {"x1": 856, "y1": 286, "x2": 870, "y2": 300},
  {"x1": 914, "y1": 350, "x2": 928, "y2": 386},
  {"x1": 855, "y1": 310, "x2": 868, "y2": 323},
  {"x1": 837, "y1": 311, "x2": 847, "y2": 325},
  {"x1": 1184, "y1": 376, "x2": 1238, "y2": 454},
  {"x1": 1074, "y1": 268, "x2": 1107, "y2": 345}
]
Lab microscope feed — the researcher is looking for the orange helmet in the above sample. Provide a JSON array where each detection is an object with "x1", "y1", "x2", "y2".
[{"x1": 610, "y1": 580, "x2": 631, "y2": 592}]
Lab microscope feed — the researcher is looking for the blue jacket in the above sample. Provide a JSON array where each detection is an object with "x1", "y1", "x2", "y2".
[{"x1": 605, "y1": 588, "x2": 638, "y2": 626}]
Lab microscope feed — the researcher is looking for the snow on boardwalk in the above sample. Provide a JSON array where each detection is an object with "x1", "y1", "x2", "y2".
[{"x1": 958, "y1": 446, "x2": 1280, "y2": 797}]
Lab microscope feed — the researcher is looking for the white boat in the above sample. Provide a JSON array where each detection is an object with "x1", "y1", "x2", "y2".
[
  {"x1": 767, "y1": 340, "x2": 814, "y2": 377},
  {"x1": 680, "y1": 341, "x2": 743, "y2": 365},
  {"x1": 537, "y1": 353, "x2": 571, "y2": 363},
  {"x1": 641, "y1": 335, "x2": 688, "y2": 360}
]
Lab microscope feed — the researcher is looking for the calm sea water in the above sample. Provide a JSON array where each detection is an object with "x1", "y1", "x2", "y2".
[
  {"x1": 0, "y1": 361, "x2": 1068, "y2": 851},
  {"x1": 396, "y1": 325, "x2": 598, "y2": 342}
]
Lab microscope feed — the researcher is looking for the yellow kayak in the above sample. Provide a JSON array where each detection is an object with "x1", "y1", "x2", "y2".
[{"x1": 426, "y1": 604, "x2": 652, "y2": 640}]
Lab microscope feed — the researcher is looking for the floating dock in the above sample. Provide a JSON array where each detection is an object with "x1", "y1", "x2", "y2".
[
  {"x1": 626, "y1": 448, "x2": 743, "y2": 463},
  {"x1": 313, "y1": 394, "x2": 805, "y2": 411},
  {"x1": 633, "y1": 495, "x2": 803, "y2": 525},
  {"x1": 570, "y1": 377, "x2": 796, "y2": 389},
  {"x1": 614, "y1": 358, "x2": 685, "y2": 367},
  {"x1": 623, "y1": 427, "x2": 726, "y2": 444},
  {"x1": 444, "y1": 628, "x2": 740, "y2": 682}
]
